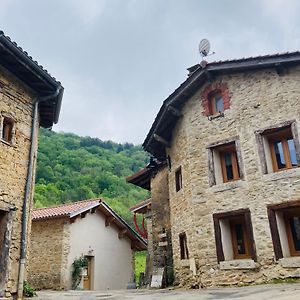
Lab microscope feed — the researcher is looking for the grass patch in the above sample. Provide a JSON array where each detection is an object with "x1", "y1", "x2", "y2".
[
  {"x1": 269, "y1": 277, "x2": 300, "y2": 284},
  {"x1": 135, "y1": 251, "x2": 147, "y2": 286}
]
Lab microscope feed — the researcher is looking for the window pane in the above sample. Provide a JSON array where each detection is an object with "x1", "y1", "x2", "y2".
[
  {"x1": 224, "y1": 153, "x2": 234, "y2": 180},
  {"x1": 234, "y1": 223, "x2": 246, "y2": 254},
  {"x1": 273, "y1": 141, "x2": 286, "y2": 169},
  {"x1": 215, "y1": 95, "x2": 224, "y2": 113},
  {"x1": 288, "y1": 138, "x2": 297, "y2": 167},
  {"x1": 290, "y1": 216, "x2": 300, "y2": 252}
]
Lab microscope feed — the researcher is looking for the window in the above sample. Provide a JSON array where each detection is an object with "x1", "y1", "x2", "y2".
[
  {"x1": 179, "y1": 232, "x2": 189, "y2": 260},
  {"x1": 219, "y1": 143, "x2": 240, "y2": 182},
  {"x1": 207, "y1": 140, "x2": 243, "y2": 186},
  {"x1": 230, "y1": 216, "x2": 250, "y2": 259},
  {"x1": 175, "y1": 166, "x2": 182, "y2": 192},
  {"x1": 213, "y1": 209, "x2": 256, "y2": 262},
  {"x1": 256, "y1": 121, "x2": 300, "y2": 174},
  {"x1": 209, "y1": 91, "x2": 224, "y2": 115},
  {"x1": 268, "y1": 128, "x2": 297, "y2": 171},
  {"x1": 2, "y1": 116, "x2": 14, "y2": 143},
  {"x1": 268, "y1": 201, "x2": 300, "y2": 259}
]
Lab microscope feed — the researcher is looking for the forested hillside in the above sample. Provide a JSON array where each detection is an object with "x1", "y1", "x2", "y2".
[{"x1": 34, "y1": 128, "x2": 149, "y2": 224}]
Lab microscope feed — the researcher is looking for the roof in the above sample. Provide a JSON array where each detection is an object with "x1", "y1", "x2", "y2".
[
  {"x1": 0, "y1": 30, "x2": 64, "y2": 127},
  {"x1": 143, "y1": 51, "x2": 300, "y2": 159},
  {"x1": 32, "y1": 199, "x2": 101, "y2": 220},
  {"x1": 129, "y1": 198, "x2": 151, "y2": 214},
  {"x1": 126, "y1": 167, "x2": 152, "y2": 190},
  {"x1": 32, "y1": 199, "x2": 147, "y2": 251}
]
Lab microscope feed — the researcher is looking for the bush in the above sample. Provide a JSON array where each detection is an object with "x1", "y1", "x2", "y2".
[{"x1": 23, "y1": 281, "x2": 36, "y2": 297}]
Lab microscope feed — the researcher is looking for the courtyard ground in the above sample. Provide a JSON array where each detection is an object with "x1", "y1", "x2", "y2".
[{"x1": 31, "y1": 283, "x2": 300, "y2": 300}]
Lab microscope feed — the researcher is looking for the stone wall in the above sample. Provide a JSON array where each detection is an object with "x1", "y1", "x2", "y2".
[
  {"x1": 150, "y1": 167, "x2": 174, "y2": 285},
  {"x1": 0, "y1": 66, "x2": 37, "y2": 298},
  {"x1": 28, "y1": 218, "x2": 70, "y2": 290},
  {"x1": 163, "y1": 66, "x2": 300, "y2": 287}
]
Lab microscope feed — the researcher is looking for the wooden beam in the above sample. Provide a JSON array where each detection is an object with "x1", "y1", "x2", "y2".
[
  {"x1": 167, "y1": 106, "x2": 182, "y2": 117},
  {"x1": 105, "y1": 216, "x2": 115, "y2": 227},
  {"x1": 118, "y1": 229, "x2": 127, "y2": 239},
  {"x1": 153, "y1": 134, "x2": 171, "y2": 148}
]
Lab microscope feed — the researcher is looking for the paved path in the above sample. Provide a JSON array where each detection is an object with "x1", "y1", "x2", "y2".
[{"x1": 32, "y1": 284, "x2": 300, "y2": 300}]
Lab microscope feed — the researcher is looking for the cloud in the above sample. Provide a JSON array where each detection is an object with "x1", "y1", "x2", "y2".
[{"x1": 67, "y1": 0, "x2": 107, "y2": 25}]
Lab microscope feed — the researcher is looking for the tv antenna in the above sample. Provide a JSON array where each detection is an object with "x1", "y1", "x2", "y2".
[{"x1": 199, "y1": 38, "x2": 215, "y2": 59}]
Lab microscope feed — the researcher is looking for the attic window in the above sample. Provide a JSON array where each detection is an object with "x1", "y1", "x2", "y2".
[
  {"x1": 209, "y1": 91, "x2": 224, "y2": 115},
  {"x1": 2, "y1": 117, "x2": 14, "y2": 144},
  {"x1": 202, "y1": 82, "x2": 231, "y2": 117}
]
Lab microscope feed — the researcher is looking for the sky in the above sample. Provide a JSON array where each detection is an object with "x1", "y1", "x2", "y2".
[{"x1": 1, "y1": 0, "x2": 300, "y2": 144}]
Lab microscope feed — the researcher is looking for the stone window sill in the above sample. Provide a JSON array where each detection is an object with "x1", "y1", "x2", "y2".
[
  {"x1": 209, "y1": 180, "x2": 245, "y2": 193},
  {"x1": 263, "y1": 168, "x2": 300, "y2": 182},
  {"x1": 279, "y1": 257, "x2": 300, "y2": 268},
  {"x1": 220, "y1": 259, "x2": 259, "y2": 270}
]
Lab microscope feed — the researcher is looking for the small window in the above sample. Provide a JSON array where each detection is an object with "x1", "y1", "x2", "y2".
[
  {"x1": 208, "y1": 141, "x2": 242, "y2": 186},
  {"x1": 219, "y1": 143, "x2": 240, "y2": 182},
  {"x1": 2, "y1": 117, "x2": 14, "y2": 143},
  {"x1": 268, "y1": 202, "x2": 300, "y2": 259},
  {"x1": 213, "y1": 209, "x2": 256, "y2": 262},
  {"x1": 268, "y1": 128, "x2": 297, "y2": 172},
  {"x1": 256, "y1": 122, "x2": 300, "y2": 174},
  {"x1": 209, "y1": 91, "x2": 224, "y2": 115},
  {"x1": 230, "y1": 216, "x2": 250, "y2": 259},
  {"x1": 175, "y1": 167, "x2": 182, "y2": 192},
  {"x1": 179, "y1": 232, "x2": 189, "y2": 260}
]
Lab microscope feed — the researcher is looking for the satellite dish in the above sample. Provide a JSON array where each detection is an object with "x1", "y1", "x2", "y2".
[{"x1": 199, "y1": 39, "x2": 210, "y2": 57}]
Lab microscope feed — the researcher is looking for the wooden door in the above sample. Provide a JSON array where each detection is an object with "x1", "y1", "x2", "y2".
[{"x1": 83, "y1": 256, "x2": 93, "y2": 290}]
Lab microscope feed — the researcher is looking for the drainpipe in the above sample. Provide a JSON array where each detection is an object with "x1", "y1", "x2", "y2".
[{"x1": 17, "y1": 87, "x2": 61, "y2": 300}]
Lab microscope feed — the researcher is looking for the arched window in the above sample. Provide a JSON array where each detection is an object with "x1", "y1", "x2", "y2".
[{"x1": 209, "y1": 91, "x2": 224, "y2": 115}]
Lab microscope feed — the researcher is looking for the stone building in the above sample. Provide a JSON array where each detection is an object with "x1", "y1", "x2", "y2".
[
  {"x1": 128, "y1": 52, "x2": 300, "y2": 287},
  {"x1": 0, "y1": 31, "x2": 63, "y2": 299},
  {"x1": 28, "y1": 199, "x2": 146, "y2": 291}
]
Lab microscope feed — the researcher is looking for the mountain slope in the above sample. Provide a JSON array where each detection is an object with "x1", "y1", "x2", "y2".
[{"x1": 34, "y1": 128, "x2": 149, "y2": 224}]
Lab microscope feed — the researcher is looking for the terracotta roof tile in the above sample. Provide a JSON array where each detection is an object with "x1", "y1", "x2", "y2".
[{"x1": 32, "y1": 199, "x2": 101, "y2": 220}]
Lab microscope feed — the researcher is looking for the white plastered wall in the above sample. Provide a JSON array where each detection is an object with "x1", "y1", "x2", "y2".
[{"x1": 66, "y1": 211, "x2": 133, "y2": 290}]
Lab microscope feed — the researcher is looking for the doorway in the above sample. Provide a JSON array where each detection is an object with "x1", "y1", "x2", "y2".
[{"x1": 83, "y1": 256, "x2": 94, "y2": 290}]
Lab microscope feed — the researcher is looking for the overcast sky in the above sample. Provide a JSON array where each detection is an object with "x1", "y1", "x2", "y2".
[{"x1": 1, "y1": 0, "x2": 300, "y2": 144}]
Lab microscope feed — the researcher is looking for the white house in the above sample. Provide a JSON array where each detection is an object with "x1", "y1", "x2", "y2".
[{"x1": 28, "y1": 199, "x2": 146, "y2": 291}]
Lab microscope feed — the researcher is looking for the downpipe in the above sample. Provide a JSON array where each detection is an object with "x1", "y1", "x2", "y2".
[{"x1": 17, "y1": 87, "x2": 61, "y2": 300}]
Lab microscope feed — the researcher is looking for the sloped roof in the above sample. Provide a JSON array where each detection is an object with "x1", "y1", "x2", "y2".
[
  {"x1": 129, "y1": 198, "x2": 151, "y2": 214},
  {"x1": 32, "y1": 199, "x2": 147, "y2": 251},
  {"x1": 32, "y1": 199, "x2": 100, "y2": 220},
  {"x1": 0, "y1": 30, "x2": 64, "y2": 127},
  {"x1": 143, "y1": 51, "x2": 300, "y2": 159}
]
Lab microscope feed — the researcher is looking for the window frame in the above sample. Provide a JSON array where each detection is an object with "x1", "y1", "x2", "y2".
[
  {"x1": 175, "y1": 166, "x2": 182, "y2": 192},
  {"x1": 208, "y1": 90, "x2": 224, "y2": 116},
  {"x1": 179, "y1": 232, "x2": 189, "y2": 260},
  {"x1": 230, "y1": 216, "x2": 251, "y2": 259},
  {"x1": 284, "y1": 210, "x2": 300, "y2": 256},
  {"x1": 213, "y1": 209, "x2": 256, "y2": 263},
  {"x1": 268, "y1": 201, "x2": 300, "y2": 260},
  {"x1": 2, "y1": 116, "x2": 14, "y2": 143},
  {"x1": 255, "y1": 121, "x2": 300, "y2": 174},
  {"x1": 207, "y1": 138, "x2": 244, "y2": 186},
  {"x1": 219, "y1": 143, "x2": 240, "y2": 183}
]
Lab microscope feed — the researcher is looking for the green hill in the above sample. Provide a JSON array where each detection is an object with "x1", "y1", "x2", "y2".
[{"x1": 34, "y1": 128, "x2": 149, "y2": 224}]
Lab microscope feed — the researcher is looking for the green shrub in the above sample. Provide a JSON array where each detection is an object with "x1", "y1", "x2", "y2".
[{"x1": 23, "y1": 281, "x2": 36, "y2": 297}]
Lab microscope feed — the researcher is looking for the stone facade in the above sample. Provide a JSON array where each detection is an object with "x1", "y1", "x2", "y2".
[
  {"x1": 0, "y1": 66, "x2": 37, "y2": 299},
  {"x1": 150, "y1": 168, "x2": 174, "y2": 285},
  {"x1": 28, "y1": 218, "x2": 70, "y2": 289},
  {"x1": 164, "y1": 66, "x2": 300, "y2": 287}
]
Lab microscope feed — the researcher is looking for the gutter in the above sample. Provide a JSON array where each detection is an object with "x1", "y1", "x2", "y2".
[{"x1": 17, "y1": 86, "x2": 62, "y2": 300}]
